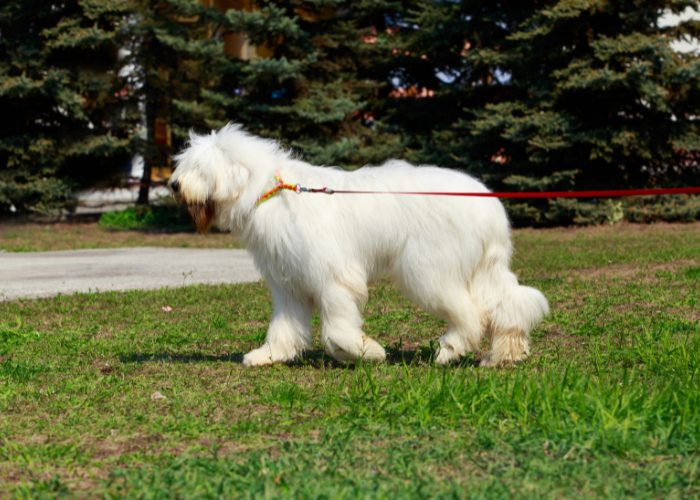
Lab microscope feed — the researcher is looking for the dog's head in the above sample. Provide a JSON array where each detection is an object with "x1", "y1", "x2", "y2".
[{"x1": 169, "y1": 125, "x2": 252, "y2": 234}]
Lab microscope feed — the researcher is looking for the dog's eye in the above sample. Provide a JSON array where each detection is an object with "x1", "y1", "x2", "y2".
[{"x1": 171, "y1": 180, "x2": 180, "y2": 193}]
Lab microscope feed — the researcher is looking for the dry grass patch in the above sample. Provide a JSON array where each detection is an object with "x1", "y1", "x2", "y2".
[{"x1": 0, "y1": 219, "x2": 242, "y2": 252}]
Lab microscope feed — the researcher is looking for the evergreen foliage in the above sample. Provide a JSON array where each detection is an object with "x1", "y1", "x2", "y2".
[
  {"x1": 1, "y1": 0, "x2": 699, "y2": 225},
  {"x1": 0, "y1": 0, "x2": 134, "y2": 214},
  {"x1": 121, "y1": 0, "x2": 230, "y2": 204},
  {"x1": 193, "y1": 0, "x2": 406, "y2": 168},
  {"x1": 388, "y1": 0, "x2": 700, "y2": 225}
]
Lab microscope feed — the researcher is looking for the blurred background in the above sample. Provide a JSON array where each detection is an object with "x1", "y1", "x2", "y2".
[{"x1": 1, "y1": 0, "x2": 699, "y2": 227}]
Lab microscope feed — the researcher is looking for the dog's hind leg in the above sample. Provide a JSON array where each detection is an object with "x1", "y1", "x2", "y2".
[
  {"x1": 319, "y1": 282, "x2": 386, "y2": 363},
  {"x1": 393, "y1": 269, "x2": 486, "y2": 365},
  {"x1": 243, "y1": 284, "x2": 312, "y2": 367},
  {"x1": 434, "y1": 292, "x2": 487, "y2": 365},
  {"x1": 474, "y1": 245, "x2": 549, "y2": 368},
  {"x1": 479, "y1": 285, "x2": 547, "y2": 367}
]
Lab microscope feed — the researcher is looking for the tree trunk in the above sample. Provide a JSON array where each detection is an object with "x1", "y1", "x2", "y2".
[{"x1": 137, "y1": 97, "x2": 157, "y2": 205}]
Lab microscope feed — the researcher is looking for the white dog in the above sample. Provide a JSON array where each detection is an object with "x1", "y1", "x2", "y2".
[{"x1": 170, "y1": 124, "x2": 549, "y2": 367}]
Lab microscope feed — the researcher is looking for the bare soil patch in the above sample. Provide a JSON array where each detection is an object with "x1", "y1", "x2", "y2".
[
  {"x1": 514, "y1": 221, "x2": 700, "y2": 239},
  {"x1": 533, "y1": 326, "x2": 585, "y2": 354},
  {"x1": 575, "y1": 260, "x2": 698, "y2": 280}
]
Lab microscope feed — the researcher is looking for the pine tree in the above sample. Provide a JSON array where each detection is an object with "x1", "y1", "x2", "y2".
[
  {"x1": 388, "y1": 0, "x2": 700, "y2": 225},
  {"x1": 4, "y1": 0, "x2": 697, "y2": 222},
  {"x1": 0, "y1": 0, "x2": 134, "y2": 214},
  {"x1": 121, "y1": 0, "x2": 230, "y2": 204},
  {"x1": 191, "y1": 0, "x2": 404, "y2": 169}
]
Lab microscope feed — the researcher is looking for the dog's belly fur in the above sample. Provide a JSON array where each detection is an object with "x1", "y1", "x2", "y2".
[{"x1": 170, "y1": 124, "x2": 549, "y2": 368}]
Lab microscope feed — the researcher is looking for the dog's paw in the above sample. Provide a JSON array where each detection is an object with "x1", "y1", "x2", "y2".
[
  {"x1": 242, "y1": 347, "x2": 275, "y2": 367},
  {"x1": 361, "y1": 337, "x2": 387, "y2": 362},
  {"x1": 325, "y1": 337, "x2": 387, "y2": 363},
  {"x1": 479, "y1": 353, "x2": 520, "y2": 368},
  {"x1": 434, "y1": 340, "x2": 460, "y2": 365},
  {"x1": 478, "y1": 354, "x2": 498, "y2": 368}
]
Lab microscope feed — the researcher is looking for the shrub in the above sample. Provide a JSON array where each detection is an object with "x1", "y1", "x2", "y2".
[{"x1": 98, "y1": 205, "x2": 191, "y2": 230}]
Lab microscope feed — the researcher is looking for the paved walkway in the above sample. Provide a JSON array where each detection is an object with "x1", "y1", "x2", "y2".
[{"x1": 0, "y1": 248, "x2": 261, "y2": 301}]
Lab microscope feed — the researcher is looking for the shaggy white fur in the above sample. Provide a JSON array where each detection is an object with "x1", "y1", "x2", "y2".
[{"x1": 170, "y1": 124, "x2": 549, "y2": 367}]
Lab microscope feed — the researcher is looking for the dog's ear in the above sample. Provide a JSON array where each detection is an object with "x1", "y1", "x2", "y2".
[
  {"x1": 188, "y1": 200, "x2": 216, "y2": 235},
  {"x1": 213, "y1": 162, "x2": 250, "y2": 203}
]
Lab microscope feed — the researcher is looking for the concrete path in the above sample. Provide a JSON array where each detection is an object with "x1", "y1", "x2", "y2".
[{"x1": 0, "y1": 248, "x2": 261, "y2": 301}]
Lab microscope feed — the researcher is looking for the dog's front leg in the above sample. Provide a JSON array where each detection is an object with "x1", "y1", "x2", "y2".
[{"x1": 242, "y1": 285, "x2": 313, "y2": 367}]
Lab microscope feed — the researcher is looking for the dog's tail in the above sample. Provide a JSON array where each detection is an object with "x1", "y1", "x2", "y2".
[{"x1": 473, "y1": 241, "x2": 549, "y2": 345}]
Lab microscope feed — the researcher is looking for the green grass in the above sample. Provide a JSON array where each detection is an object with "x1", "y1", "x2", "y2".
[
  {"x1": 0, "y1": 220, "x2": 243, "y2": 252},
  {"x1": 97, "y1": 206, "x2": 192, "y2": 231},
  {"x1": 1, "y1": 224, "x2": 699, "y2": 498}
]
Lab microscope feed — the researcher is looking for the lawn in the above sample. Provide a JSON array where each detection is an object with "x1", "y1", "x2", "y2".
[
  {"x1": 1, "y1": 222, "x2": 699, "y2": 499},
  {"x1": 0, "y1": 220, "x2": 243, "y2": 252}
]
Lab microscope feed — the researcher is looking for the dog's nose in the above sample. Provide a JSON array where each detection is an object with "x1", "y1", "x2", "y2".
[{"x1": 170, "y1": 180, "x2": 179, "y2": 193}]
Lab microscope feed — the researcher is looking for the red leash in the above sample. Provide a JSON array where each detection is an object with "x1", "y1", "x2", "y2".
[
  {"x1": 258, "y1": 174, "x2": 700, "y2": 203},
  {"x1": 306, "y1": 186, "x2": 700, "y2": 198}
]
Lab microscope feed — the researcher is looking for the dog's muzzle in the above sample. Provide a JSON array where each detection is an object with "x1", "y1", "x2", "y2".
[{"x1": 169, "y1": 185, "x2": 215, "y2": 235}]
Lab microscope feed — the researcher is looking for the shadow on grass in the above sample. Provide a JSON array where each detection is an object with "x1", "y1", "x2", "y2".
[
  {"x1": 120, "y1": 352, "x2": 245, "y2": 364},
  {"x1": 119, "y1": 348, "x2": 481, "y2": 368}
]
